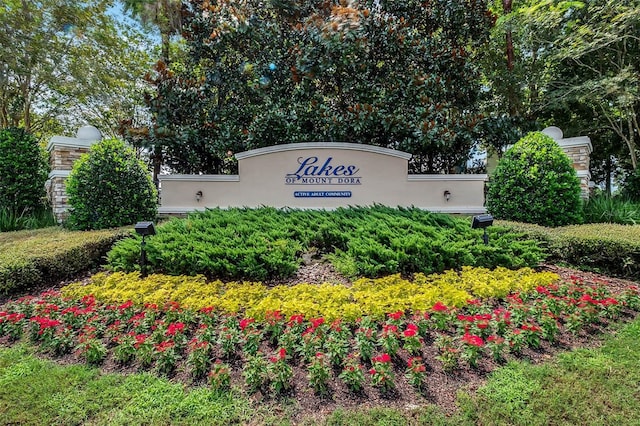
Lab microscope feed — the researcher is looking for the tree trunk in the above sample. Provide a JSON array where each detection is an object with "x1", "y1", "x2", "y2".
[
  {"x1": 503, "y1": 0, "x2": 514, "y2": 71},
  {"x1": 161, "y1": 32, "x2": 170, "y2": 65}
]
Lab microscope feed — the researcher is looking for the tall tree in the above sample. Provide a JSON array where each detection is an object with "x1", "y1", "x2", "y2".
[
  {"x1": 0, "y1": 0, "x2": 153, "y2": 138},
  {"x1": 128, "y1": 0, "x2": 493, "y2": 175},
  {"x1": 546, "y1": 0, "x2": 640, "y2": 171},
  {"x1": 121, "y1": 0, "x2": 183, "y2": 64},
  {"x1": 121, "y1": 0, "x2": 184, "y2": 185}
]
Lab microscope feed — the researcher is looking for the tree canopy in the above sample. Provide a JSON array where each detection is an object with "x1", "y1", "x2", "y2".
[
  {"x1": 124, "y1": 0, "x2": 493, "y2": 174},
  {"x1": 0, "y1": 0, "x2": 154, "y2": 138}
]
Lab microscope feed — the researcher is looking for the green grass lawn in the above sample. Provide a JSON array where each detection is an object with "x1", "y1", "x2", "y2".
[{"x1": 2, "y1": 317, "x2": 640, "y2": 425}]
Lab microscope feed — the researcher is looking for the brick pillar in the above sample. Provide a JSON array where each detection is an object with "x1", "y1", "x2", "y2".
[
  {"x1": 542, "y1": 127, "x2": 592, "y2": 200},
  {"x1": 46, "y1": 126, "x2": 101, "y2": 223}
]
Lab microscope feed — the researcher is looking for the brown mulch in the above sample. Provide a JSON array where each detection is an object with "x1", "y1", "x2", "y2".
[{"x1": 1, "y1": 262, "x2": 638, "y2": 422}]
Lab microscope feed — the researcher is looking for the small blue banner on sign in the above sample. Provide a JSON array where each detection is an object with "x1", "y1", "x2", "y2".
[{"x1": 294, "y1": 191, "x2": 352, "y2": 198}]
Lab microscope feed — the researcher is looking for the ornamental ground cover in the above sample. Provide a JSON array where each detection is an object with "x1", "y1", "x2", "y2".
[
  {"x1": 61, "y1": 267, "x2": 558, "y2": 321},
  {"x1": 106, "y1": 206, "x2": 543, "y2": 280},
  {"x1": 2, "y1": 271, "x2": 638, "y2": 408}
]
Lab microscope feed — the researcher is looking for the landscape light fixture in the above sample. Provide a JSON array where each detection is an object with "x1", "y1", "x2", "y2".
[
  {"x1": 471, "y1": 214, "x2": 493, "y2": 245},
  {"x1": 196, "y1": 190, "x2": 203, "y2": 202},
  {"x1": 134, "y1": 221, "x2": 156, "y2": 278},
  {"x1": 443, "y1": 190, "x2": 451, "y2": 202}
]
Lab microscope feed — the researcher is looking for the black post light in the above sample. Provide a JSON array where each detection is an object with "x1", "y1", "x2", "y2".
[
  {"x1": 134, "y1": 221, "x2": 156, "y2": 278},
  {"x1": 471, "y1": 214, "x2": 493, "y2": 245}
]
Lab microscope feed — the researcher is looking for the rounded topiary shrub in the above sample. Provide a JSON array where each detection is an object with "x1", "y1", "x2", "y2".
[
  {"x1": 66, "y1": 138, "x2": 157, "y2": 230},
  {"x1": 0, "y1": 127, "x2": 49, "y2": 213},
  {"x1": 486, "y1": 131, "x2": 583, "y2": 227}
]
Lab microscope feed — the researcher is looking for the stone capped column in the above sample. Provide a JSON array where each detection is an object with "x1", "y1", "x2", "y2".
[
  {"x1": 542, "y1": 126, "x2": 593, "y2": 200},
  {"x1": 46, "y1": 126, "x2": 102, "y2": 223}
]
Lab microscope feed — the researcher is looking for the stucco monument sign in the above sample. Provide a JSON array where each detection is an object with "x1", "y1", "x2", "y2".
[
  {"x1": 45, "y1": 126, "x2": 591, "y2": 221},
  {"x1": 158, "y1": 142, "x2": 488, "y2": 214}
]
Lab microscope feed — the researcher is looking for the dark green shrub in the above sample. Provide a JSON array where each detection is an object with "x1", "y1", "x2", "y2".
[
  {"x1": 498, "y1": 221, "x2": 640, "y2": 280},
  {"x1": 620, "y1": 168, "x2": 640, "y2": 202},
  {"x1": 0, "y1": 227, "x2": 128, "y2": 295},
  {"x1": 486, "y1": 132, "x2": 583, "y2": 227},
  {"x1": 0, "y1": 127, "x2": 49, "y2": 215},
  {"x1": 65, "y1": 139, "x2": 157, "y2": 230},
  {"x1": 107, "y1": 206, "x2": 544, "y2": 280}
]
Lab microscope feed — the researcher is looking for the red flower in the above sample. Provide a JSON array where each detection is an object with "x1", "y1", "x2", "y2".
[
  {"x1": 382, "y1": 324, "x2": 398, "y2": 336},
  {"x1": 536, "y1": 286, "x2": 550, "y2": 295},
  {"x1": 432, "y1": 301, "x2": 448, "y2": 312},
  {"x1": 487, "y1": 335, "x2": 505, "y2": 344},
  {"x1": 164, "y1": 301, "x2": 181, "y2": 311},
  {"x1": 372, "y1": 353, "x2": 391, "y2": 363},
  {"x1": 166, "y1": 322, "x2": 185, "y2": 336},
  {"x1": 403, "y1": 328, "x2": 417, "y2": 338},
  {"x1": 239, "y1": 318, "x2": 255, "y2": 331},
  {"x1": 408, "y1": 357, "x2": 426, "y2": 372},
  {"x1": 278, "y1": 347, "x2": 287, "y2": 360},
  {"x1": 462, "y1": 333, "x2": 484, "y2": 347},
  {"x1": 310, "y1": 317, "x2": 325, "y2": 328},
  {"x1": 387, "y1": 311, "x2": 403, "y2": 321},
  {"x1": 330, "y1": 318, "x2": 342, "y2": 332},
  {"x1": 118, "y1": 300, "x2": 134, "y2": 310},
  {"x1": 200, "y1": 306, "x2": 215, "y2": 314},
  {"x1": 288, "y1": 314, "x2": 304, "y2": 325},
  {"x1": 154, "y1": 340, "x2": 175, "y2": 352}
]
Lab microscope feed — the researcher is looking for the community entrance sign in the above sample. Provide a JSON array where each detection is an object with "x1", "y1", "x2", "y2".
[{"x1": 158, "y1": 142, "x2": 488, "y2": 214}]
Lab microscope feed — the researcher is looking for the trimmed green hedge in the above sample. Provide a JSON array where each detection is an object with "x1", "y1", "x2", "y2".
[
  {"x1": 498, "y1": 221, "x2": 640, "y2": 279},
  {"x1": 107, "y1": 206, "x2": 544, "y2": 280},
  {"x1": 0, "y1": 227, "x2": 128, "y2": 295}
]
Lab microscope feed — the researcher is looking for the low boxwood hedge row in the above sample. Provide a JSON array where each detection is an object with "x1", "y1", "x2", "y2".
[
  {"x1": 498, "y1": 221, "x2": 640, "y2": 279},
  {"x1": 0, "y1": 227, "x2": 128, "y2": 296}
]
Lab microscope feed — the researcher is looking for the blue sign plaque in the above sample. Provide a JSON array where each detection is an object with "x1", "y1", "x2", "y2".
[{"x1": 294, "y1": 191, "x2": 352, "y2": 198}]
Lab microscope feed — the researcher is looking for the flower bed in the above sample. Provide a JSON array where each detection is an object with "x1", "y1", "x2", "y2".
[
  {"x1": 2, "y1": 272, "x2": 639, "y2": 401},
  {"x1": 60, "y1": 266, "x2": 558, "y2": 321}
]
